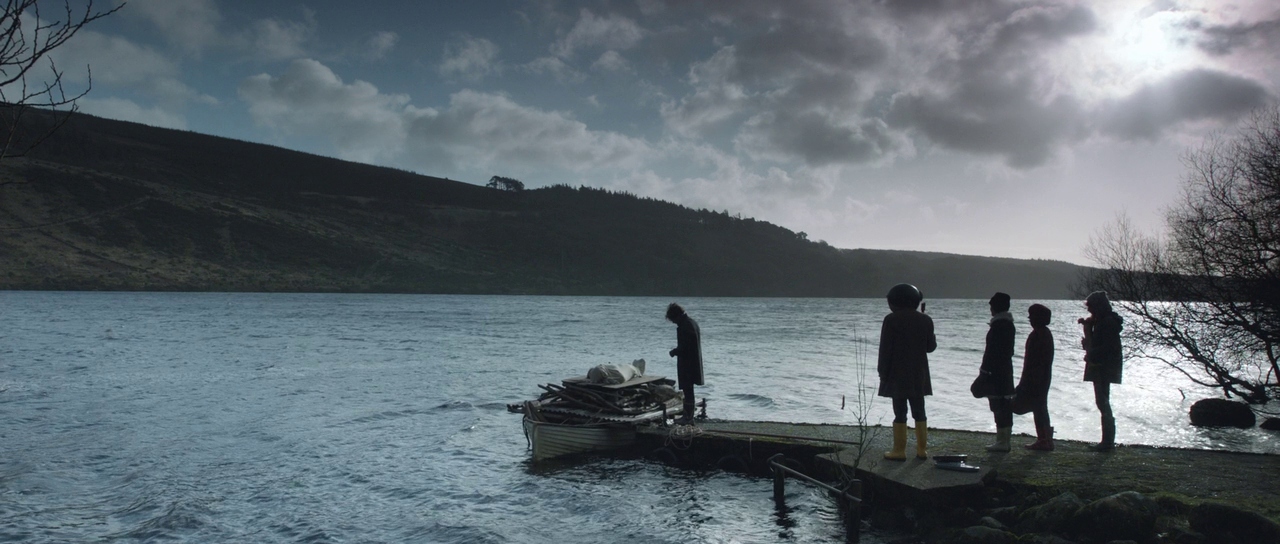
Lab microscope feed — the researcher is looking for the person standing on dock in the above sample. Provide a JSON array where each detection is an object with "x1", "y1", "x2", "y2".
[
  {"x1": 666, "y1": 303, "x2": 703, "y2": 424},
  {"x1": 876, "y1": 283, "x2": 936, "y2": 460},
  {"x1": 1014, "y1": 304, "x2": 1055, "y2": 451},
  {"x1": 980, "y1": 292, "x2": 1017, "y2": 452},
  {"x1": 1081, "y1": 291, "x2": 1123, "y2": 452}
]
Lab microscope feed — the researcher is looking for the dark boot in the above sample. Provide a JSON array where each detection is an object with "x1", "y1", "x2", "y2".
[
  {"x1": 1026, "y1": 423, "x2": 1054, "y2": 451},
  {"x1": 1089, "y1": 416, "x2": 1115, "y2": 451}
]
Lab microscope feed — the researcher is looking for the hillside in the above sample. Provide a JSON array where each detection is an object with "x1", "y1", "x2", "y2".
[{"x1": 0, "y1": 110, "x2": 1089, "y2": 298}]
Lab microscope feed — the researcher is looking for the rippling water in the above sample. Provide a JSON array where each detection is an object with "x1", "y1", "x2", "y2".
[{"x1": 1, "y1": 292, "x2": 1274, "y2": 543}]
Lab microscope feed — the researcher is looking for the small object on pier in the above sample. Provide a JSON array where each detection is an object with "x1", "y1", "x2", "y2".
[{"x1": 934, "y1": 455, "x2": 980, "y2": 472}]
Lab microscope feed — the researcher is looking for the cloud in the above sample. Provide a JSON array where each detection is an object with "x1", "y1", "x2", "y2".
[
  {"x1": 551, "y1": 9, "x2": 646, "y2": 58},
  {"x1": 49, "y1": 29, "x2": 217, "y2": 108},
  {"x1": 439, "y1": 35, "x2": 500, "y2": 81},
  {"x1": 1100, "y1": 68, "x2": 1271, "y2": 140},
  {"x1": 591, "y1": 50, "x2": 630, "y2": 73},
  {"x1": 77, "y1": 97, "x2": 188, "y2": 130},
  {"x1": 522, "y1": 56, "x2": 585, "y2": 84},
  {"x1": 1178, "y1": 9, "x2": 1280, "y2": 56},
  {"x1": 405, "y1": 90, "x2": 653, "y2": 173},
  {"x1": 121, "y1": 0, "x2": 221, "y2": 56},
  {"x1": 361, "y1": 31, "x2": 399, "y2": 61},
  {"x1": 237, "y1": 11, "x2": 317, "y2": 62},
  {"x1": 239, "y1": 59, "x2": 411, "y2": 163},
  {"x1": 239, "y1": 60, "x2": 652, "y2": 174}
]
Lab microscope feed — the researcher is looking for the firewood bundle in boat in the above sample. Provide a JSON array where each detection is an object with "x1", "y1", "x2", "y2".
[{"x1": 535, "y1": 376, "x2": 678, "y2": 416}]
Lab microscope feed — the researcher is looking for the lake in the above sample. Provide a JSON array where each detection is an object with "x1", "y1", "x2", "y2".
[{"x1": 1, "y1": 292, "x2": 1274, "y2": 543}]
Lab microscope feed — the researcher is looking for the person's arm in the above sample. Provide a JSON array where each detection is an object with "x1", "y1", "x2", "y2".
[{"x1": 877, "y1": 316, "x2": 893, "y2": 377}]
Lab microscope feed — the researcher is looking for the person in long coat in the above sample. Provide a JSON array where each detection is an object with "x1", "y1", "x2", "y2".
[
  {"x1": 1081, "y1": 291, "x2": 1123, "y2": 451},
  {"x1": 876, "y1": 283, "x2": 936, "y2": 460},
  {"x1": 666, "y1": 303, "x2": 703, "y2": 423},
  {"x1": 1015, "y1": 303, "x2": 1055, "y2": 451},
  {"x1": 980, "y1": 292, "x2": 1016, "y2": 452}
]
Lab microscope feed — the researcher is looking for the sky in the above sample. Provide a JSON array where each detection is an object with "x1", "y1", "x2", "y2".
[{"x1": 32, "y1": 0, "x2": 1280, "y2": 264}]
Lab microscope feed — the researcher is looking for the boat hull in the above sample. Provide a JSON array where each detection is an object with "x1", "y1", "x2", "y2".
[{"x1": 523, "y1": 417, "x2": 638, "y2": 461}]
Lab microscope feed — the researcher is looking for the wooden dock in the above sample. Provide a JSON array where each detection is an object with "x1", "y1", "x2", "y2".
[{"x1": 633, "y1": 419, "x2": 1280, "y2": 524}]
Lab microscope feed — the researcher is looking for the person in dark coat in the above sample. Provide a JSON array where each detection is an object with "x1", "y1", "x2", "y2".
[
  {"x1": 666, "y1": 303, "x2": 703, "y2": 424},
  {"x1": 1080, "y1": 291, "x2": 1123, "y2": 451},
  {"x1": 979, "y1": 292, "x2": 1016, "y2": 452},
  {"x1": 876, "y1": 283, "x2": 936, "y2": 460},
  {"x1": 1015, "y1": 304, "x2": 1055, "y2": 451}
]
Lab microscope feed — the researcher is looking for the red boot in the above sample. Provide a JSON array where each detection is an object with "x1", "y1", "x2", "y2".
[{"x1": 1025, "y1": 424, "x2": 1054, "y2": 451}]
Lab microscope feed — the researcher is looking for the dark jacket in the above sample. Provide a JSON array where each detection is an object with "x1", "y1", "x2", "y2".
[
  {"x1": 876, "y1": 309, "x2": 937, "y2": 398},
  {"x1": 1083, "y1": 312, "x2": 1123, "y2": 384},
  {"x1": 673, "y1": 314, "x2": 704, "y2": 387},
  {"x1": 1014, "y1": 325, "x2": 1054, "y2": 406},
  {"x1": 980, "y1": 313, "x2": 1016, "y2": 397}
]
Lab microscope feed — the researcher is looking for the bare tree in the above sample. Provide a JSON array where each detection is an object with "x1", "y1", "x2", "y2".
[
  {"x1": 0, "y1": 0, "x2": 123, "y2": 164},
  {"x1": 1082, "y1": 107, "x2": 1280, "y2": 407}
]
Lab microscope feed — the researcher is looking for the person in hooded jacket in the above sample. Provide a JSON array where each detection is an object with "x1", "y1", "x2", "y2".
[
  {"x1": 876, "y1": 283, "x2": 937, "y2": 460},
  {"x1": 979, "y1": 292, "x2": 1017, "y2": 452},
  {"x1": 1080, "y1": 291, "x2": 1123, "y2": 451},
  {"x1": 666, "y1": 303, "x2": 703, "y2": 424},
  {"x1": 1015, "y1": 304, "x2": 1055, "y2": 451}
]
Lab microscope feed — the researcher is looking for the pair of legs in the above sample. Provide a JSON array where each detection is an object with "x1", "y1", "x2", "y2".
[
  {"x1": 885, "y1": 396, "x2": 928, "y2": 460},
  {"x1": 1091, "y1": 381, "x2": 1116, "y2": 450},
  {"x1": 892, "y1": 396, "x2": 926, "y2": 424},
  {"x1": 1025, "y1": 402, "x2": 1054, "y2": 451},
  {"x1": 680, "y1": 384, "x2": 696, "y2": 421},
  {"x1": 986, "y1": 397, "x2": 1014, "y2": 451}
]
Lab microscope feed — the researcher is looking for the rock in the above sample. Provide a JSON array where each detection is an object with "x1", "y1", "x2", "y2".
[
  {"x1": 1261, "y1": 417, "x2": 1280, "y2": 431},
  {"x1": 983, "y1": 506, "x2": 1020, "y2": 527},
  {"x1": 1070, "y1": 491, "x2": 1160, "y2": 542},
  {"x1": 1020, "y1": 535, "x2": 1077, "y2": 544},
  {"x1": 1017, "y1": 492, "x2": 1085, "y2": 534},
  {"x1": 1189, "y1": 398, "x2": 1256, "y2": 428},
  {"x1": 977, "y1": 516, "x2": 1007, "y2": 530},
  {"x1": 928, "y1": 525, "x2": 1018, "y2": 544},
  {"x1": 1189, "y1": 502, "x2": 1280, "y2": 544}
]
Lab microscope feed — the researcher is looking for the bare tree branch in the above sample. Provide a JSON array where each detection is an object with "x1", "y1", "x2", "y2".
[{"x1": 1082, "y1": 106, "x2": 1280, "y2": 407}]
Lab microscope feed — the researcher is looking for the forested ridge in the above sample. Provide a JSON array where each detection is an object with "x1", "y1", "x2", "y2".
[{"x1": 0, "y1": 110, "x2": 1087, "y2": 298}]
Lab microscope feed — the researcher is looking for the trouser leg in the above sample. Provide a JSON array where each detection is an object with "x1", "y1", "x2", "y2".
[
  {"x1": 986, "y1": 397, "x2": 1013, "y2": 452},
  {"x1": 1091, "y1": 381, "x2": 1116, "y2": 451},
  {"x1": 892, "y1": 396, "x2": 909, "y2": 424},
  {"x1": 681, "y1": 384, "x2": 696, "y2": 418}
]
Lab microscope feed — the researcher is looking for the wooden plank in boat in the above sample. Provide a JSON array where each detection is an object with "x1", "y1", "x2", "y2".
[{"x1": 561, "y1": 374, "x2": 672, "y2": 390}]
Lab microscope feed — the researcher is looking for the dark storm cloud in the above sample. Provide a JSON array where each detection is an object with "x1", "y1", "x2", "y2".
[
  {"x1": 740, "y1": 110, "x2": 901, "y2": 165},
  {"x1": 886, "y1": 2, "x2": 1096, "y2": 167},
  {"x1": 1187, "y1": 17, "x2": 1280, "y2": 56},
  {"x1": 1100, "y1": 68, "x2": 1271, "y2": 140}
]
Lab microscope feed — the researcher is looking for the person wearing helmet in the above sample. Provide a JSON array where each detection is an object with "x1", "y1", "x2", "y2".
[{"x1": 876, "y1": 283, "x2": 936, "y2": 460}]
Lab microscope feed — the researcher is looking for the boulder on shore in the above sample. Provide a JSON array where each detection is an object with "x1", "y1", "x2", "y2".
[
  {"x1": 1016, "y1": 492, "x2": 1085, "y2": 534},
  {"x1": 1071, "y1": 491, "x2": 1159, "y2": 542},
  {"x1": 1189, "y1": 398, "x2": 1256, "y2": 428},
  {"x1": 1261, "y1": 417, "x2": 1280, "y2": 431},
  {"x1": 1189, "y1": 502, "x2": 1280, "y2": 543}
]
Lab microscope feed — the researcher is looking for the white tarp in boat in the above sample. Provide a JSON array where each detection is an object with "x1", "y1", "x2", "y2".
[{"x1": 586, "y1": 359, "x2": 646, "y2": 384}]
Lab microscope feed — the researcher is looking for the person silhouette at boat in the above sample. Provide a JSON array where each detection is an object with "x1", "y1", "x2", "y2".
[
  {"x1": 876, "y1": 283, "x2": 936, "y2": 460},
  {"x1": 666, "y1": 303, "x2": 703, "y2": 424},
  {"x1": 1014, "y1": 304, "x2": 1055, "y2": 451},
  {"x1": 1081, "y1": 291, "x2": 1123, "y2": 451},
  {"x1": 978, "y1": 292, "x2": 1016, "y2": 452}
]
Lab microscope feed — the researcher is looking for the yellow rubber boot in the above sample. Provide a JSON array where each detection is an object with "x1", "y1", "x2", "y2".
[
  {"x1": 915, "y1": 420, "x2": 929, "y2": 459},
  {"x1": 884, "y1": 422, "x2": 908, "y2": 461}
]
